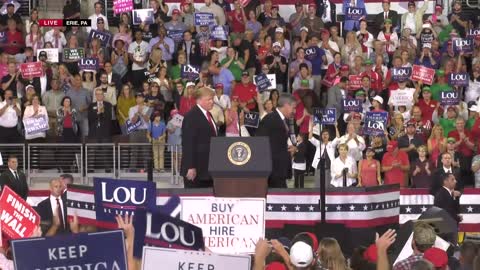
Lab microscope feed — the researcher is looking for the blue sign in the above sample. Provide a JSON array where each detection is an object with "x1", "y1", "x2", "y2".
[
  {"x1": 181, "y1": 64, "x2": 200, "y2": 81},
  {"x1": 243, "y1": 112, "x2": 260, "y2": 128},
  {"x1": 313, "y1": 108, "x2": 336, "y2": 125},
  {"x1": 391, "y1": 67, "x2": 412, "y2": 82},
  {"x1": 93, "y1": 178, "x2": 156, "y2": 227},
  {"x1": 133, "y1": 209, "x2": 204, "y2": 258},
  {"x1": 364, "y1": 111, "x2": 388, "y2": 135},
  {"x1": 126, "y1": 118, "x2": 142, "y2": 134},
  {"x1": 11, "y1": 230, "x2": 127, "y2": 270},
  {"x1": 78, "y1": 57, "x2": 99, "y2": 71},
  {"x1": 342, "y1": 99, "x2": 363, "y2": 113},
  {"x1": 254, "y1": 73, "x2": 272, "y2": 92},
  {"x1": 0, "y1": 31, "x2": 6, "y2": 43},
  {"x1": 23, "y1": 116, "x2": 49, "y2": 135},
  {"x1": 448, "y1": 72, "x2": 469, "y2": 87},
  {"x1": 132, "y1": 8, "x2": 154, "y2": 25},
  {"x1": 87, "y1": 29, "x2": 112, "y2": 47},
  {"x1": 167, "y1": 30, "x2": 184, "y2": 43},
  {"x1": 345, "y1": 7, "x2": 365, "y2": 21},
  {"x1": 453, "y1": 38, "x2": 474, "y2": 54},
  {"x1": 210, "y1": 25, "x2": 228, "y2": 41},
  {"x1": 467, "y1": 28, "x2": 480, "y2": 38},
  {"x1": 194, "y1": 12, "x2": 215, "y2": 26},
  {"x1": 440, "y1": 90, "x2": 460, "y2": 106}
]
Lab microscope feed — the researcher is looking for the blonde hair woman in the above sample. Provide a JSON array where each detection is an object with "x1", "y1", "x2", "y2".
[
  {"x1": 427, "y1": 125, "x2": 446, "y2": 167},
  {"x1": 317, "y1": 238, "x2": 350, "y2": 270},
  {"x1": 341, "y1": 31, "x2": 362, "y2": 65}
]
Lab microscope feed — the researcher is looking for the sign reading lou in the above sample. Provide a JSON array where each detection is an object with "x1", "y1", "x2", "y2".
[
  {"x1": 11, "y1": 230, "x2": 127, "y2": 270},
  {"x1": 142, "y1": 247, "x2": 251, "y2": 270},
  {"x1": 364, "y1": 111, "x2": 388, "y2": 136},
  {"x1": 181, "y1": 197, "x2": 265, "y2": 254},
  {"x1": 0, "y1": 186, "x2": 40, "y2": 239}
]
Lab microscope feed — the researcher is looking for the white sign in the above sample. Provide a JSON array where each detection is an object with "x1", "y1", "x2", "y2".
[
  {"x1": 181, "y1": 197, "x2": 265, "y2": 254},
  {"x1": 142, "y1": 247, "x2": 251, "y2": 270},
  {"x1": 37, "y1": 48, "x2": 59, "y2": 63},
  {"x1": 171, "y1": 114, "x2": 184, "y2": 128},
  {"x1": 394, "y1": 233, "x2": 450, "y2": 265},
  {"x1": 389, "y1": 90, "x2": 413, "y2": 107},
  {"x1": 253, "y1": 74, "x2": 276, "y2": 90}
]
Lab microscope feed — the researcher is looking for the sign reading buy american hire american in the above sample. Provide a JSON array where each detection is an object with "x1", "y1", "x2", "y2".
[
  {"x1": 181, "y1": 197, "x2": 265, "y2": 254},
  {"x1": 142, "y1": 247, "x2": 251, "y2": 270}
]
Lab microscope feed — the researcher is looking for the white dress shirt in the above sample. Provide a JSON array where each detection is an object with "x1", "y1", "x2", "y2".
[
  {"x1": 332, "y1": 134, "x2": 366, "y2": 161},
  {"x1": 443, "y1": 166, "x2": 453, "y2": 174},
  {"x1": 44, "y1": 29, "x2": 67, "y2": 51},
  {"x1": 310, "y1": 137, "x2": 336, "y2": 169},
  {"x1": 0, "y1": 101, "x2": 20, "y2": 128},
  {"x1": 49, "y1": 195, "x2": 65, "y2": 224},
  {"x1": 330, "y1": 156, "x2": 358, "y2": 187},
  {"x1": 213, "y1": 94, "x2": 231, "y2": 110}
]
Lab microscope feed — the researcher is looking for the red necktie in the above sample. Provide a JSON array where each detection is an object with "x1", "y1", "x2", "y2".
[
  {"x1": 206, "y1": 112, "x2": 216, "y2": 135},
  {"x1": 385, "y1": 12, "x2": 387, "y2": 19},
  {"x1": 56, "y1": 198, "x2": 65, "y2": 229}
]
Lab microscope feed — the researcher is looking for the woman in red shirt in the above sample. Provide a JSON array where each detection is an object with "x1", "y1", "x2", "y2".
[
  {"x1": 325, "y1": 52, "x2": 343, "y2": 82},
  {"x1": 179, "y1": 83, "x2": 196, "y2": 116},
  {"x1": 295, "y1": 95, "x2": 313, "y2": 135},
  {"x1": 227, "y1": 1, "x2": 247, "y2": 34},
  {"x1": 358, "y1": 147, "x2": 381, "y2": 186}
]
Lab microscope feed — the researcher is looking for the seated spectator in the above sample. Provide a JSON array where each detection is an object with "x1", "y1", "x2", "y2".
[
  {"x1": 358, "y1": 147, "x2": 381, "y2": 187},
  {"x1": 411, "y1": 145, "x2": 433, "y2": 188},
  {"x1": 331, "y1": 143, "x2": 357, "y2": 187}
]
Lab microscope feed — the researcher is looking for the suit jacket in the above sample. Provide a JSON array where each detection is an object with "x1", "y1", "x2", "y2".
[
  {"x1": 434, "y1": 187, "x2": 461, "y2": 223},
  {"x1": 177, "y1": 41, "x2": 202, "y2": 66},
  {"x1": 180, "y1": 105, "x2": 217, "y2": 181},
  {"x1": 19, "y1": 70, "x2": 53, "y2": 97},
  {"x1": 0, "y1": 170, "x2": 29, "y2": 200},
  {"x1": 256, "y1": 110, "x2": 291, "y2": 183},
  {"x1": 326, "y1": 85, "x2": 344, "y2": 118},
  {"x1": 35, "y1": 196, "x2": 70, "y2": 235},
  {"x1": 88, "y1": 101, "x2": 112, "y2": 139},
  {"x1": 430, "y1": 167, "x2": 461, "y2": 195},
  {"x1": 374, "y1": 10, "x2": 399, "y2": 34}
]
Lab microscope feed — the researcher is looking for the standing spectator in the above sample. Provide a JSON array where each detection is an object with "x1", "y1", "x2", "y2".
[
  {"x1": 292, "y1": 134, "x2": 307, "y2": 188},
  {"x1": 302, "y1": 4, "x2": 324, "y2": 37},
  {"x1": 128, "y1": 30, "x2": 149, "y2": 89},
  {"x1": 25, "y1": 23, "x2": 43, "y2": 55},
  {"x1": 0, "y1": 90, "x2": 21, "y2": 143},
  {"x1": 4, "y1": 19, "x2": 24, "y2": 56},
  {"x1": 427, "y1": 125, "x2": 446, "y2": 167},
  {"x1": 326, "y1": 77, "x2": 347, "y2": 119},
  {"x1": 358, "y1": 147, "x2": 381, "y2": 187},
  {"x1": 411, "y1": 145, "x2": 433, "y2": 188},
  {"x1": 332, "y1": 122, "x2": 366, "y2": 161},
  {"x1": 382, "y1": 140, "x2": 410, "y2": 187},
  {"x1": 448, "y1": 117, "x2": 475, "y2": 186},
  {"x1": 448, "y1": 0, "x2": 469, "y2": 37},
  {"x1": 309, "y1": 124, "x2": 338, "y2": 188},
  {"x1": 415, "y1": 87, "x2": 438, "y2": 122},
  {"x1": 431, "y1": 152, "x2": 461, "y2": 195},
  {"x1": 65, "y1": 26, "x2": 87, "y2": 49},
  {"x1": 200, "y1": 0, "x2": 226, "y2": 26},
  {"x1": 401, "y1": 0, "x2": 429, "y2": 35},
  {"x1": 88, "y1": 89, "x2": 112, "y2": 142},
  {"x1": 374, "y1": 0, "x2": 399, "y2": 35},
  {"x1": 177, "y1": 30, "x2": 201, "y2": 66},
  {"x1": 428, "y1": 5, "x2": 448, "y2": 34},
  {"x1": 289, "y1": 3, "x2": 306, "y2": 38},
  {"x1": 164, "y1": 9, "x2": 188, "y2": 34},
  {"x1": 224, "y1": 96, "x2": 240, "y2": 137},
  {"x1": 23, "y1": 95, "x2": 48, "y2": 142},
  {"x1": 257, "y1": 94, "x2": 297, "y2": 188},
  {"x1": 289, "y1": 48, "x2": 312, "y2": 80},
  {"x1": 56, "y1": 96, "x2": 79, "y2": 142},
  {"x1": 111, "y1": 40, "x2": 129, "y2": 81},
  {"x1": 393, "y1": 222, "x2": 436, "y2": 270},
  {"x1": 221, "y1": 47, "x2": 245, "y2": 82},
  {"x1": 232, "y1": 71, "x2": 257, "y2": 112},
  {"x1": 331, "y1": 144, "x2": 358, "y2": 187},
  {"x1": 1, "y1": 62, "x2": 19, "y2": 96},
  {"x1": 87, "y1": 2, "x2": 109, "y2": 33},
  {"x1": 63, "y1": 0, "x2": 80, "y2": 21},
  {"x1": 227, "y1": 1, "x2": 247, "y2": 34},
  {"x1": 65, "y1": 74, "x2": 91, "y2": 137},
  {"x1": 210, "y1": 51, "x2": 235, "y2": 96},
  {"x1": 181, "y1": 87, "x2": 217, "y2": 188},
  {"x1": 398, "y1": 120, "x2": 425, "y2": 163},
  {"x1": 117, "y1": 85, "x2": 136, "y2": 135},
  {"x1": 233, "y1": 34, "x2": 256, "y2": 79},
  {"x1": 305, "y1": 36, "x2": 327, "y2": 97},
  {"x1": 341, "y1": 31, "x2": 362, "y2": 66},
  {"x1": 0, "y1": 3, "x2": 22, "y2": 32},
  {"x1": 246, "y1": 10, "x2": 262, "y2": 39},
  {"x1": 265, "y1": 42, "x2": 288, "y2": 92},
  {"x1": 0, "y1": 156, "x2": 28, "y2": 200},
  {"x1": 179, "y1": 82, "x2": 196, "y2": 115},
  {"x1": 113, "y1": 23, "x2": 132, "y2": 51},
  {"x1": 147, "y1": 111, "x2": 167, "y2": 172},
  {"x1": 434, "y1": 173, "x2": 461, "y2": 223},
  {"x1": 356, "y1": 21, "x2": 374, "y2": 59},
  {"x1": 42, "y1": 77, "x2": 65, "y2": 136},
  {"x1": 128, "y1": 93, "x2": 151, "y2": 170},
  {"x1": 148, "y1": 27, "x2": 174, "y2": 64},
  {"x1": 213, "y1": 83, "x2": 230, "y2": 110},
  {"x1": 343, "y1": 0, "x2": 365, "y2": 33},
  {"x1": 167, "y1": 109, "x2": 182, "y2": 179},
  {"x1": 44, "y1": 27, "x2": 67, "y2": 52}
]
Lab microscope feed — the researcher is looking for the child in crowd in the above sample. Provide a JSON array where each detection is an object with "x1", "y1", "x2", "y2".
[
  {"x1": 167, "y1": 109, "x2": 182, "y2": 182},
  {"x1": 292, "y1": 134, "x2": 307, "y2": 188},
  {"x1": 147, "y1": 111, "x2": 166, "y2": 172}
]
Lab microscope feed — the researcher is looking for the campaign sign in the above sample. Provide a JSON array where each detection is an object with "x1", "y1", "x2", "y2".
[
  {"x1": 448, "y1": 72, "x2": 469, "y2": 87},
  {"x1": 181, "y1": 197, "x2": 265, "y2": 254},
  {"x1": 342, "y1": 99, "x2": 362, "y2": 113},
  {"x1": 254, "y1": 73, "x2": 272, "y2": 92},
  {"x1": 20, "y1": 62, "x2": 43, "y2": 78},
  {"x1": 440, "y1": 90, "x2": 460, "y2": 106},
  {"x1": 243, "y1": 112, "x2": 260, "y2": 128},
  {"x1": 321, "y1": 108, "x2": 336, "y2": 125},
  {"x1": 364, "y1": 111, "x2": 388, "y2": 135},
  {"x1": 63, "y1": 48, "x2": 85, "y2": 61},
  {"x1": 11, "y1": 230, "x2": 127, "y2": 270},
  {"x1": 143, "y1": 71, "x2": 157, "y2": 83},
  {"x1": 133, "y1": 209, "x2": 204, "y2": 258},
  {"x1": 345, "y1": 7, "x2": 365, "y2": 21},
  {"x1": 37, "y1": 48, "x2": 59, "y2": 63},
  {"x1": 87, "y1": 29, "x2": 112, "y2": 47},
  {"x1": 0, "y1": 186, "x2": 40, "y2": 239},
  {"x1": 194, "y1": 12, "x2": 215, "y2": 26},
  {"x1": 391, "y1": 67, "x2": 412, "y2": 82},
  {"x1": 390, "y1": 91, "x2": 412, "y2": 106},
  {"x1": 467, "y1": 28, "x2": 480, "y2": 38},
  {"x1": 113, "y1": 0, "x2": 133, "y2": 14},
  {"x1": 93, "y1": 177, "x2": 156, "y2": 228},
  {"x1": 167, "y1": 30, "x2": 184, "y2": 43},
  {"x1": 126, "y1": 118, "x2": 142, "y2": 134},
  {"x1": 78, "y1": 57, "x2": 99, "y2": 72},
  {"x1": 254, "y1": 74, "x2": 276, "y2": 90},
  {"x1": 171, "y1": 114, "x2": 184, "y2": 128},
  {"x1": 210, "y1": 25, "x2": 228, "y2": 41},
  {"x1": 0, "y1": 31, "x2": 6, "y2": 43},
  {"x1": 304, "y1": 46, "x2": 320, "y2": 61},
  {"x1": 453, "y1": 38, "x2": 474, "y2": 54},
  {"x1": 132, "y1": 9, "x2": 154, "y2": 25},
  {"x1": 181, "y1": 64, "x2": 200, "y2": 81},
  {"x1": 411, "y1": 65, "x2": 435, "y2": 85},
  {"x1": 23, "y1": 116, "x2": 49, "y2": 135},
  {"x1": 347, "y1": 75, "x2": 362, "y2": 91},
  {"x1": 142, "y1": 247, "x2": 251, "y2": 270}
]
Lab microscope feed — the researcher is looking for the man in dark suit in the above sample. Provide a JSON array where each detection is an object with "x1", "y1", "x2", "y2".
[
  {"x1": 431, "y1": 152, "x2": 461, "y2": 195},
  {"x1": 326, "y1": 77, "x2": 347, "y2": 117},
  {"x1": 181, "y1": 87, "x2": 217, "y2": 188},
  {"x1": 398, "y1": 120, "x2": 425, "y2": 163},
  {"x1": 374, "y1": 0, "x2": 399, "y2": 35},
  {"x1": 434, "y1": 173, "x2": 462, "y2": 223},
  {"x1": 177, "y1": 30, "x2": 202, "y2": 66},
  {"x1": 88, "y1": 88, "x2": 113, "y2": 141},
  {"x1": 257, "y1": 93, "x2": 297, "y2": 188},
  {"x1": 35, "y1": 179, "x2": 69, "y2": 235},
  {"x1": 0, "y1": 155, "x2": 28, "y2": 199},
  {"x1": 103, "y1": 61, "x2": 122, "y2": 94}
]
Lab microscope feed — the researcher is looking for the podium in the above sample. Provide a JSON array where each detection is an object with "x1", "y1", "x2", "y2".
[{"x1": 208, "y1": 137, "x2": 271, "y2": 198}]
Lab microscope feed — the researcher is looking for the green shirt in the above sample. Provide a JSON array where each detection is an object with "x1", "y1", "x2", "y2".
[
  {"x1": 439, "y1": 117, "x2": 456, "y2": 137},
  {"x1": 169, "y1": 65, "x2": 181, "y2": 81},
  {"x1": 220, "y1": 57, "x2": 244, "y2": 81},
  {"x1": 430, "y1": 83, "x2": 453, "y2": 101},
  {"x1": 467, "y1": 117, "x2": 475, "y2": 130}
]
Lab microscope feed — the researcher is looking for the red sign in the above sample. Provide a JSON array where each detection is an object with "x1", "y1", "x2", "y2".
[
  {"x1": 20, "y1": 62, "x2": 43, "y2": 78},
  {"x1": 411, "y1": 65, "x2": 435, "y2": 85},
  {"x1": 348, "y1": 75, "x2": 363, "y2": 91},
  {"x1": 0, "y1": 186, "x2": 40, "y2": 239}
]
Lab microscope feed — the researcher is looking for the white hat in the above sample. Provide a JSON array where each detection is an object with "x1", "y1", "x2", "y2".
[
  {"x1": 300, "y1": 26, "x2": 309, "y2": 32},
  {"x1": 469, "y1": 105, "x2": 478, "y2": 112},
  {"x1": 275, "y1": 27, "x2": 284, "y2": 33},
  {"x1": 150, "y1": 78, "x2": 161, "y2": 85},
  {"x1": 272, "y1": 41, "x2": 282, "y2": 48},
  {"x1": 423, "y1": 43, "x2": 432, "y2": 49},
  {"x1": 373, "y1": 95, "x2": 384, "y2": 105},
  {"x1": 25, "y1": 84, "x2": 35, "y2": 91},
  {"x1": 290, "y1": 241, "x2": 314, "y2": 268},
  {"x1": 186, "y1": 82, "x2": 195, "y2": 88}
]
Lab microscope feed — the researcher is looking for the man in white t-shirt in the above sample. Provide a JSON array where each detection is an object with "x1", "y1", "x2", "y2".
[{"x1": 128, "y1": 30, "x2": 149, "y2": 89}]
